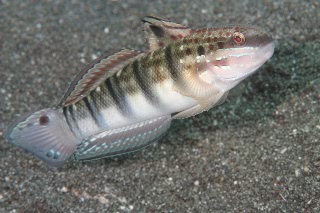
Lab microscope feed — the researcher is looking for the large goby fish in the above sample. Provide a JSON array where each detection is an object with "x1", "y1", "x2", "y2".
[{"x1": 5, "y1": 15, "x2": 275, "y2": 167}]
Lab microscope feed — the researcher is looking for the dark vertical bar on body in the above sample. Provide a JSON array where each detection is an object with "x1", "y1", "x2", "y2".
[
  {"x1": 132, "y1": 60, "x2": 158, "y2": 104},
  {"x1": 83, "y1": 96, "x2": 100, "y2": 127},
  {"x1": 63, "y1": 106, "x2": 80, "y2": 135},
  {"x1": 104, "y1": 78, "x2": 130, "y2": 116},
  {"x1": 164, "y1": 46, "x2": 179, "y2": 80}
]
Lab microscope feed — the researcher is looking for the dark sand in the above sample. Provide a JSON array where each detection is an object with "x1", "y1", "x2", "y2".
[{"x1": 1, "y1": 0, "x2": 320, "y2": 212}]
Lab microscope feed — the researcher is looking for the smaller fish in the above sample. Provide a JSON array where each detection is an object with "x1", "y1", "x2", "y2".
[{"x1": 5, "y1": 15, "x2": 275, "y2": 167}]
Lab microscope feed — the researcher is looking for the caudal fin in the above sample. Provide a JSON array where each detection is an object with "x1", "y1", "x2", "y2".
[{"x1": 5, "y1": 108, "x2": 79, "y2": 167}]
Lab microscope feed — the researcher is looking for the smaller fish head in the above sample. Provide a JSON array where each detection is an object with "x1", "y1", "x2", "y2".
[{"x1": 200, "y1": 25, "x2": 274, "y2": 90}]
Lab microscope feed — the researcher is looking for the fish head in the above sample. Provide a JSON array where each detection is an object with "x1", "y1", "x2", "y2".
[{"x1": 198, "y1": 25, "x2": 275, "y2": 90}]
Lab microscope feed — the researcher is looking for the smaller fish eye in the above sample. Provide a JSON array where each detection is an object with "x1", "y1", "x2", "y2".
[
  {"x1": 39, "y1": 115, "x2": 50, "y2": 126},
  {"x1": 232, "y1": 32, "x2": 245, "y2": 45}
]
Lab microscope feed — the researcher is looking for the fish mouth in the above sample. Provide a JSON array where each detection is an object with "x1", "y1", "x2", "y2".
[
  {"x1": 220, "y1": 41, "x2": 275, "y2": 81},
  {"x1": 258, "y1": 40, "x2": 275, "y2": 62}
]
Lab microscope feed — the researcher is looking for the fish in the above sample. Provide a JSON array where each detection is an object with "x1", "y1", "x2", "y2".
[{"x1": 5, "y1": 15, "x2": 275, "y2": 167}]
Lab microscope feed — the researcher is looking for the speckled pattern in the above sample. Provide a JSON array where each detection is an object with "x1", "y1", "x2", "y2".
[{"x1": 1, "y1": 0, "x2": 320, "y2": 212}]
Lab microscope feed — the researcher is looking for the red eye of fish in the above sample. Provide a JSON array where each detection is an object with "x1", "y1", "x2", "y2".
[{"x1": 232, "y1": 32, "x2": 245, "y2": 45}]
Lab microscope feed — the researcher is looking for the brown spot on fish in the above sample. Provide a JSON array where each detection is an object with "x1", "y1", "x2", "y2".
[
  {"x1": 170, "y1": 35, "x2": 177, "y2": 40},
  {"x1": 194, "y1": 38, "x2": 199, "y2": 43},
  {"x1": 217, "y1": 42, "x2": 224, "y2": 49},
  {"x1": 226, "y1": 32, "x2": 231, "y2": 37},
  {"x1": 209, "y1": 44, "x2": 215, "y2": 50},
  {"x1": 158, "y1": 42, "x2": 165, "y2": 47},
  {"x1": 39, "y1": 115, "x2": 49, "y2": 126},
  {"x1": 177, "y1": 34, "x2": 183, "y2": 39},
  {"x1": 186, "y1": 48, "x2": 192, "y2": 55},
  {"x1": 206, "y1": 37, "x2": 211, "y2": 43},
  {"x1": 197, "y1": 45, "x2": 205, "y2": 56},
  {"x1": 213, "y1": 37, "x2": 218, "y2": 42}
]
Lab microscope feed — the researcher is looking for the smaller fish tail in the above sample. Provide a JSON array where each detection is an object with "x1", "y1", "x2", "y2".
[{"x1": 5, "y1": 108, "x2": 79, "y2": 167}]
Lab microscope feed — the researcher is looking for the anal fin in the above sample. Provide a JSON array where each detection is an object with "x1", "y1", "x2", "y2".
[{"x1": 74, "y1": 115, "x2": 171, "y2": 161}]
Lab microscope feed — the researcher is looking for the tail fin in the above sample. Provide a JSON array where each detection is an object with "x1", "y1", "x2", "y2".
[{"x1": 5, "y1": 108, "x2": 79, "y2": 167}]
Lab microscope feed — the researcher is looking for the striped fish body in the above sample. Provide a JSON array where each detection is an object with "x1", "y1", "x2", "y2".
[
  {"x1": 62, "y1": 49, "x2": 193, "y2": 137},
  {"x1": 63, "y1": 46, "x2": 203, "y2": 138},
  {"x1": 5, "y1": 15, "x2": 275, "y2": 167}
]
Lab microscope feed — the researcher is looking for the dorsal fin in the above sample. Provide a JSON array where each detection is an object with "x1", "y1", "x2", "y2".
[
  {"x1": 141, "y1": 15, "x2": 192, "y2": 51},
  {"x1": 58, "y1": 49, "x2": 144, "y2": 107}
]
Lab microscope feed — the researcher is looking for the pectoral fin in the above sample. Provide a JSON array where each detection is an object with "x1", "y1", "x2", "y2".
[
  {"x1": 213, "y1": 91, "x2": 229, "y2": 106},
  {"x1": 173, "y1": 92, "x2": 229, "y2": 119},
  {"x1": 172, "y1": 104, "x2": 204, "y2": 119},
  {"x1": 74, "y1": 115, "x2": 171, "y2": 161}
]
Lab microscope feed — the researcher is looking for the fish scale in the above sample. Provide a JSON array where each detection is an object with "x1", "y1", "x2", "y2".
[{"x1": 5, "y1": 15, "x2": 274, "y2": 167}]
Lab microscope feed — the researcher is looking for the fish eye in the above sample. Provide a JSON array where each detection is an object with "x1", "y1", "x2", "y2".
[
  {"x1": 39, "y1": 115, "x2": 50, "y2": 126},
  {"x1": 232, "y1": 32, "x2": 245, "y2": 45}
]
